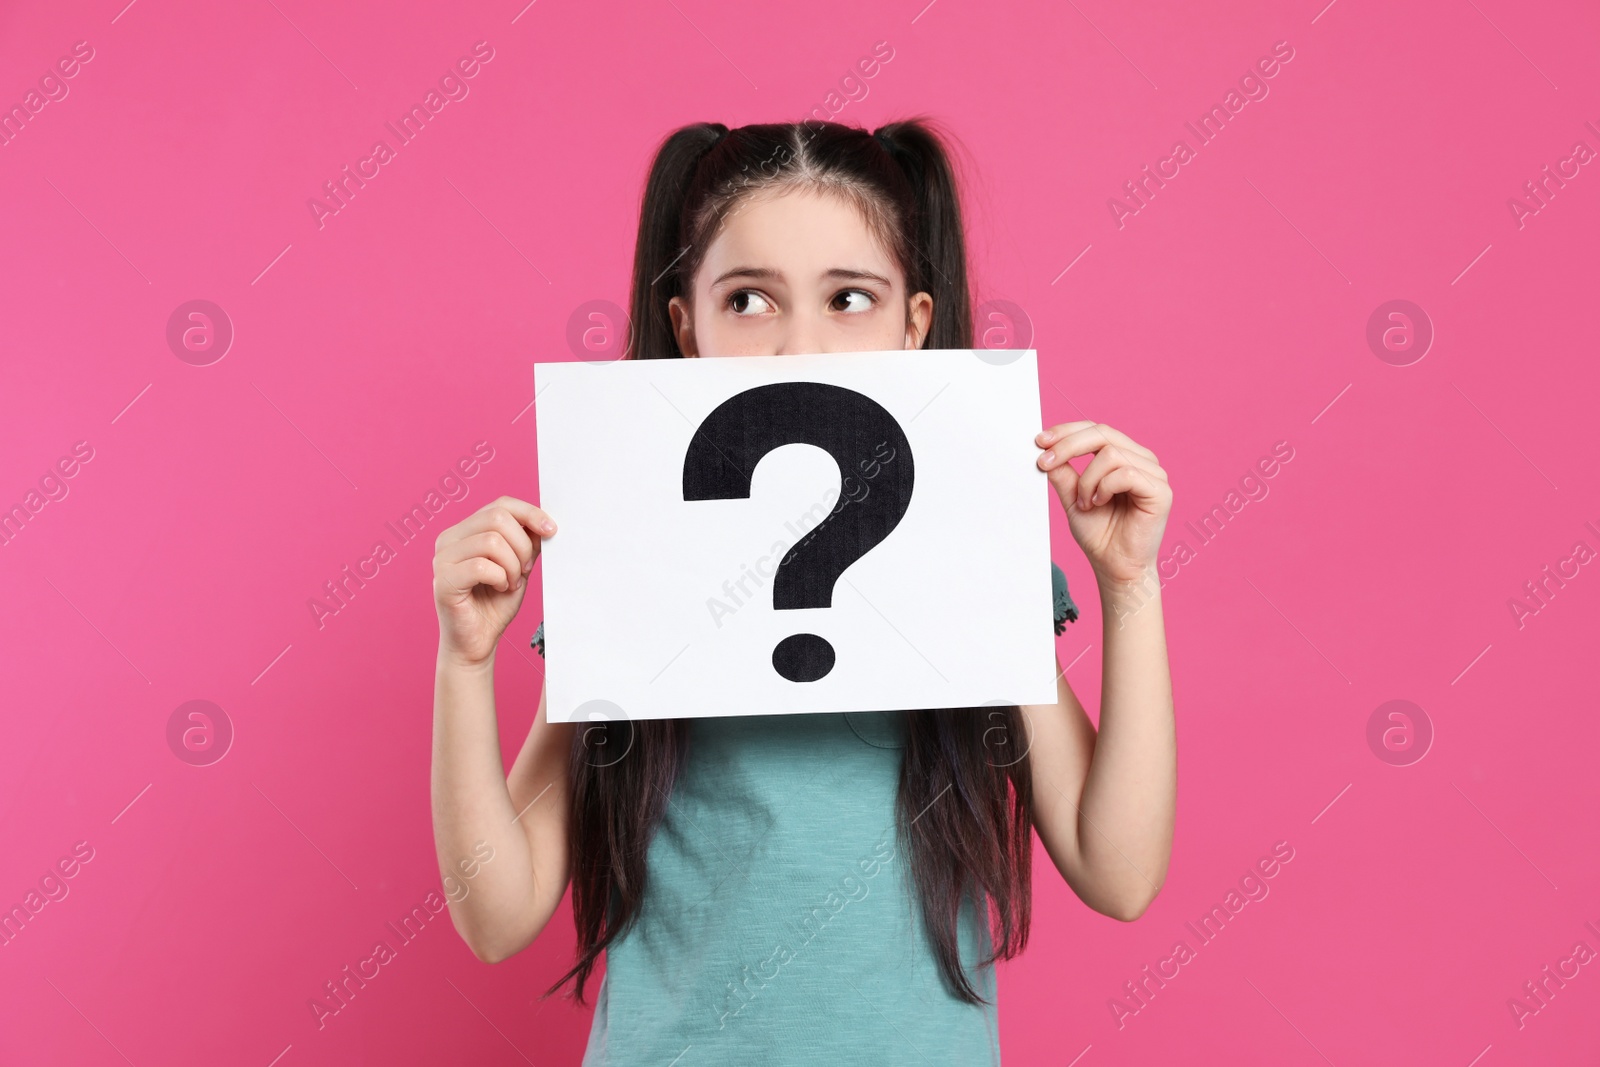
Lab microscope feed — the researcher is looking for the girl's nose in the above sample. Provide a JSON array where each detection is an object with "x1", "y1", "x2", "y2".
[{"x1": 775, "y1": 317, "x2": 821, "y2": 356}]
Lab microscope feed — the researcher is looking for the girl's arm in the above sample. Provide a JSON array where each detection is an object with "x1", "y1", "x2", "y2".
[
  {"x1": 432, "y1": 666, "x2": 574, "y2": 961},
  {"x1": 1026, "y1": 423, "x2": 1177, "y2": 921},
  {"x1": 1024, "y1": 570, "x2": 1174, "y2": 921},
  {"x1": 429, "y1": 496, "x2": 574, "y2": 962}
]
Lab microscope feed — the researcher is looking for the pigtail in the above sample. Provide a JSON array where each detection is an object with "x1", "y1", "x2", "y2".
[
  {"x1": 552, "y1": 123, "x2": 726, "y2": 1004},
  {"x1": 626, "y1": 122, "x2": 728, "y2": 360},
  {"x1": 875, "y1": 121, "x2": 1038, "y2": 1006},
  {"x1": 873, "y1": 119, "x2": 973, "y2": 350},
  {"x1": 552, "y1": 710, "x2": 690, "y2": 1006},
  {"x1": 898, "y1": 703, "x2": 1034, "y2": 1002}
]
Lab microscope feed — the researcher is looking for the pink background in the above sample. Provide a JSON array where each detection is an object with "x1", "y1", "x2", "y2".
[{"x1": 2, "y1": 0, "x2": 1598, "y2": 1062}]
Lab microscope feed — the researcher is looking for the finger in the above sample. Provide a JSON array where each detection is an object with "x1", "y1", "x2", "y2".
[
  {"x1": 444, "y1": 530, "x2": 525, "y2": 589},
  {"x1": 1035, "y1": 421, "x2": 1094, "y2": 458},
  {"x1": 438, "y1": 553, "x2": 515, "y2": 597},
  {"x1": 481, "y1": 506, "x2": 540, "y2": 574},
  {"x1": 1089, "y1": 463, "x2": 1172, "y2": 512},
  {"x1": 1039, "y1": 422, "x2": 1158, "y2": 465},
  {"x1": 484, "y1": 495, "x2": 557, "y2": 538},
  {"x1": 1049, "y1": 424, "x2": 1158, "y2": 466},
  {"x1": 438, "y1": 497, "x2": 556, "y2": 569},
  {"x1": 1040, "y1": 449, "x2": 1080, "y2": 505},
  {"x1": 1036, "y1": 420, "x2": 1095, "y2": 444},
  {"x1": 1076, "y1": 446, "x2": 1163, "y2": 508},
  {"x1": 438, "y1": 535, "x2": 520, "y2": 594}
]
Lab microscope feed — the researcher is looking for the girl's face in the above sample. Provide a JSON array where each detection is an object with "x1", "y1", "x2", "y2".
[{"x1": 668, "y1": 186, "x2": 933, "y2": 358}]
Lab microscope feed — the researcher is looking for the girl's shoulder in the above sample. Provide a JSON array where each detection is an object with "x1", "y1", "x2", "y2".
[
  {"x1": 531, "y1": 560, "x2": 1077, "y2": 657},
  {"x1": 1051, "y1": 558, "x2": 1079, "y2": 634}
]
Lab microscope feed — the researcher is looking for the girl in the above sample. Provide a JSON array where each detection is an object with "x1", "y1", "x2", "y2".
[{"x1": 430, "y1": 118, "x2": 1176, "y2": 1065}]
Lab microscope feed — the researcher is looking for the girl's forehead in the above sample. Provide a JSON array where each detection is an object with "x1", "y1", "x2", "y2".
[{"x1": 699, "y1": 187, "x2": 900, "y2": 282}]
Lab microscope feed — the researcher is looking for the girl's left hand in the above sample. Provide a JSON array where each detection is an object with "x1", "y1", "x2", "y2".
[{"x1": 1036, "y1": 421, "x2": 1172, "y2": 585}]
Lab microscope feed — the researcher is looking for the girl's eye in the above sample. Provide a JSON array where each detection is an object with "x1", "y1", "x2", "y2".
[
  {"x1": 832, "y1": 289, "x2": 876, "y2": 314},
  {"x1": 727, "y1": 290, "x2": 773, "y2": 316}
]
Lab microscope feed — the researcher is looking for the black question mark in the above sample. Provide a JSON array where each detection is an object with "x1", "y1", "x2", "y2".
[{"x1": 682, "y1": 382, "x2": 915, "y2": 682}]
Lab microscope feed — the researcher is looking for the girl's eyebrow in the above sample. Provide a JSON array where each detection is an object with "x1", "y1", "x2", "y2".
[{"x1": 709, "y1": 266, "x2": 893, "y2": 287}]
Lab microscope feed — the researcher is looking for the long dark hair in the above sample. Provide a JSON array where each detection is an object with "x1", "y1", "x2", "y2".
[{"x1": 544, "y1": 118, "x2": 1033, "y2": 1008}]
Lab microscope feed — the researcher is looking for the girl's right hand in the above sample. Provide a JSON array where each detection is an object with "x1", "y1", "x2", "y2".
[{"x1": 432, "y1": 495, "x2": 557, "y2": 669}]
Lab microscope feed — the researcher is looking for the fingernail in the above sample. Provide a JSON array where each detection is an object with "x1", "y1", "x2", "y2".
[
  {"x1": 1040, "y1": 450, "x2": 1054, "y2": 464},
  {"x1": 522, "y1": 557, "x2": 533, "y2": 573},
  {"x1": 541, "y1": 520, "x2": 556, "y2": 534}
]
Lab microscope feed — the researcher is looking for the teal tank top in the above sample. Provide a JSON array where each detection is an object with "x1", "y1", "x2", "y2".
[{"x1": 531, "y1": 562, "x2": 1077, "y2": 1065}]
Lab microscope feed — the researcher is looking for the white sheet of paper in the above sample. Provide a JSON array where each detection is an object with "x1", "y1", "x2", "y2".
[{"x1": 533, "y1": 348, "x2": 1058, "y2": 723}]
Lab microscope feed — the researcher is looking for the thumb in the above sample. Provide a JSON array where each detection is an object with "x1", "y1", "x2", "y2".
[{"x1": 1046, "y1": 460, "x2": 1080, "y2": 511}]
